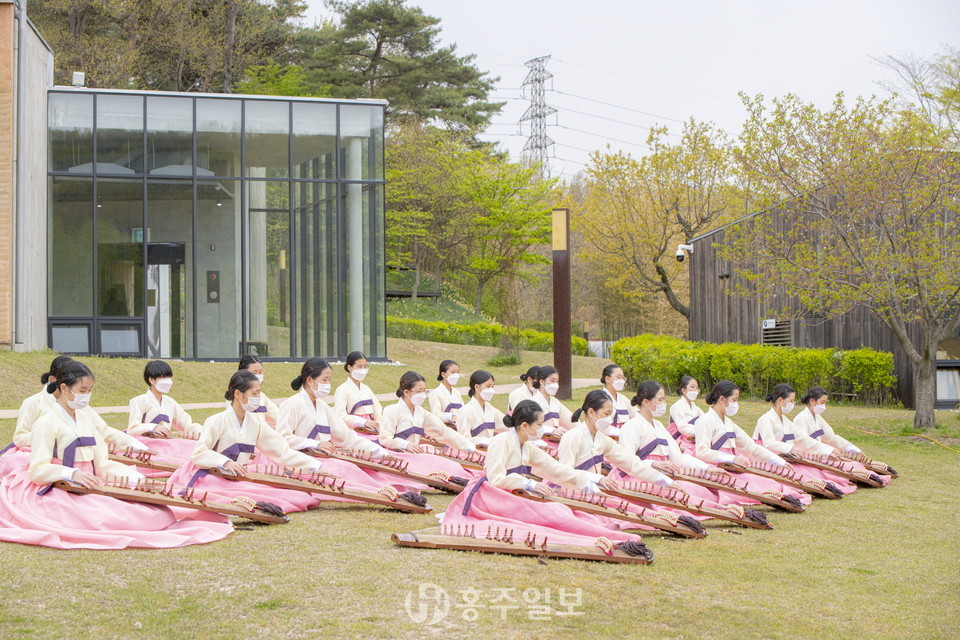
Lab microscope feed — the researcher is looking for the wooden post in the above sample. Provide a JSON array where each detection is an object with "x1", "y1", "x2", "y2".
[{"x1": 552, "y1": 208, "x2": 572, "y2": 400}]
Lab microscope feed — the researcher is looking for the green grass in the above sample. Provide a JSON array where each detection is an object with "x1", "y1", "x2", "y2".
[{"x1": 1, "y1": 341, "x2": 958, "y2": 639}]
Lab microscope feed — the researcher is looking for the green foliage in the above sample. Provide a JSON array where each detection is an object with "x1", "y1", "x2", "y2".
[
  {"x1": 234, "y1": 63, "x2": 329, "y2": 97},
  {"x1": 611, "y1": 334, "x2": 896, "y2": 404},
  {"x1": 387, "y1": 317, "x2": 589, "y2": 356},
  {"x1": 486, "y1": 354, "x2": 521, "y2": 367}
]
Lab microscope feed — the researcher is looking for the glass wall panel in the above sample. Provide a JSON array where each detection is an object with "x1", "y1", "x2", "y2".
[
  {"x1": 49, "y1": 93, "x2": 93, "y2": 173},
  {"x1": 293, "y1": 182, "x2": 338, "y2": 357},
  {"x1": 146, "y1": 180, "x2": 194, "y2": 358},
  {"x1": 96, "y1": 94, "x2": 144, "y2": 175},
  {"x1": 245, "y1": 181, "x2": 290, "y2": 357},
  {"x1": 147, "y1": 96, "x2": 193, "y2": 176},
  {"x1": 197, "y1": 98, "x2": 241, "y2": 177},
  {"x1": 342, "y1": 183, "x2": 385, "y2": 357},
  {"x1": 340, "y1": 105, "x2": 384, "y2": 181},
  {"x1": 50, "y1": 324, "x2": 91, "y2": 353},
  {"x1": 245, "y1": 101, "x2": 290, "y2": 178},
  {"x1": 48, "y1": 177, "x2": 94, "y2": 316},
  {"x1": 100, "y1": 323, "x2": 141, "y2": 354},
  {"x1": 96, "y1": 180, "x2": 144, "y2": 318},
  {"x1": 197, "y1": 179, "x2": 241, "y2": 358},
  {"x1": 292, "y1": 102, "x2": 337, "y2": 180}
]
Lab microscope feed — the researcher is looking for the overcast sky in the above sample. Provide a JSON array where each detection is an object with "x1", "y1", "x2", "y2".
[{"x1": 304, "y1": 0, "x2": 959, "y2": 179}]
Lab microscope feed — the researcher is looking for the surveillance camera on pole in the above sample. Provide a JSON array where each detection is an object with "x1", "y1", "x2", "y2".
[{"x1": 675, "y1": 244, "x2": 694, "y2": 263}]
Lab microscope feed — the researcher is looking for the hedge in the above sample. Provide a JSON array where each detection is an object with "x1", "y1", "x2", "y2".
[
  {"x1": 610, "y1": 334, "x2": 896, "y2": 404},
  {"x1": 387, "y1": 317, "x2": 590, "y2": 356}
]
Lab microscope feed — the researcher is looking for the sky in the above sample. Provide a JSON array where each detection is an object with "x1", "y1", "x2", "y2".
[{"x1": 303, "y1": 0, "x2": 959, "y2": 179}]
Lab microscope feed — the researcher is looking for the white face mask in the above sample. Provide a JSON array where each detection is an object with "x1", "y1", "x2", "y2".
[
  {"x1": 479, "y1": 388, "x2": 495, "y2": 402},
  {"x1": 67, "y1": 391, "x2": 91, "y2": 410},
  {"x1": 254, "y1": 374, "x2": 264, "y2": 383},
  {"x1": 544, "y1": 382, "x2": 560, "y2": 396},
  {"x1": 594, "y1": 416, "x2": 614, "y2": 434},
  {"x1": 314, "y1": 381, "x2": 331, "y2": 399},
  {"x1": 155, "y1": 378, "x2": 174, "y2": 394},
  {"x1": 813, "y1": 404, "x2": 827, "y2": 415},
  {"x1": 410, "y1": 392, "x2": 427, "y2": 407},
  {"x1": 783, "y1": 401, "x2": 795, "y2": 414},
  {"x1": 652, "y1": 401, "x2": 667, "y2": 418},
  {"x1": 725, "y1": 401, "x2": 739, "y2": 417},
  {"x1": 526, "y1": 425, "x2": 545, "y2": 440},
  {"x1": 612, "y1": 379, "x2": 626, "y2": 392},
  {"x1": 241, "y1": 394, "x2": 262, "y2": 413},
  {"x1": 685, "y1": 389, "x2": 699, "y2": 401},
  {"x1": 446, "y1": 373, "x2": 461, "y2": 386},
  {"x1": 350, "y1": 368, "x2": 368, "y2": 382}
]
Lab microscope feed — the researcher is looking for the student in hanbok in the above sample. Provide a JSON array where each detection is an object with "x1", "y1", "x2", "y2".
[
  {"x1": 429, "y1": 360, "x2": 464, "y2": 428},
  {"x1": 692, "y1": 380, "x2": 812, "y2": 506},
  {"x1": 275, "y1": 358, "x2": 424, "y2": 493},
  {"x1": 532, "y1": 366, "x2": 573, "y2": 439},
  {"x1": 440, "y1": 400, "x2": 645, "y2": 548},
  {"x1": 378, "y1": 371, "x2": 479, "y2": 480},
  {"x1": 239, "y1": 355, "x2": 280, "y2": 427},
  {"x1": 668, "y1": 375, "x2": 703, "y2": 452},
  {"x1": 166, "y1": 370, "x2": 331, "y2": 513},
  {"x1": 332, "y1": 351, "x2": 383, "y2": 435},
  {"x1": 507, "y1": 366, "x2": 540, "y2": 414},
  {"x1": 0, "y1": 361, "x2": 232, "y2": 550},
  {"x1": 455, "y1": 370, "x2": 505, "y2": 448},
  {"x1": 600, "y1": 364, "x2": 635, "y2": 438},
  {"x1": 753, "y1": 384, "x2": 858, "y2": 494}
]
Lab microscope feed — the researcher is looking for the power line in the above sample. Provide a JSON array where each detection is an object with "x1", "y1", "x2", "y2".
[
  {"x1": 553, "y1": 105, "x2": 667, "y2": 132},
  {"x1": 554, "y1": 124, "x2": 645, "y2": 148},
  {"x1": 552, "y1": 89, "x2": 685, "y2": 123},
  {"x1": 554, "y1": 70, "x2": 743, "y2": 113}
]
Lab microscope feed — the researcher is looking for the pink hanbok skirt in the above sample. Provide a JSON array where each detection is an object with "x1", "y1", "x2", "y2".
[{"x1": 165, "y1": 462, "x2": 322, "y2": 513}]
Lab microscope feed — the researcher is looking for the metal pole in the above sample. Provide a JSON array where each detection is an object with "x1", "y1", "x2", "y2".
[
  {"x1": 13, "y1": 0, "x2": 26, "y2": 346},
  {"x1": 552, "y1": 208, "x2": 572, "y2": 400}
]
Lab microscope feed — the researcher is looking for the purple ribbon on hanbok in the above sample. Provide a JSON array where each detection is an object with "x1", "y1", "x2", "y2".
[
  {"x1": 444, "y1": 402, "x2": 463, "y2": 413},
  {"x1": 543, "y1": 411, "x2": 559, "y2": 422},
  {"x1": 575, "y1": 454, "x2": 604, "y2": 470},
  {"x1": 613, "y1": 408, "x2": 630, "y2": 426},
  {"x1": 349, "y1": 399, "x2": 374, "y2": 415},
  {"x1": 0, "y1": 442, "x2": 14, "y2": 456},
  {"x1": 635, "y1": 438, "x2": 669, "y2": 459},
  {"x1": 506, "y1": 465, "x2": 532, "y2": 476},
  {"x1": 781, "y1": 433, "x2": 796, "y2": 442},
  {"x1": 711, "y1": 431, "x2": 736, "y2": 451},
  {"x1": 808, "y1": 429, "x2": 825, "y2": 440},
  {"x1": 460, "y1": 476, "x2": 487, "y2": 515},
  {"x1": 184, "y1": 442, "x2": 256, "y2": 490},
  {"x1": 38, "y1": 437, "x2": 98, "y2": 496},
  {"x1": 253, "y1": 404, "x2": 268, "y2": 413},
  {"x1": 395, "y1": 425, "x2": 425, "y2": 440},
  {"x1": 143, "y1": 412, "x2": 171, "y2": 425},
  {"x1": 689, "y1": 416, "x2": 700, "y2": 425},
  {"x1": 308, "y1": 424, "x2": 331, "y2": 439},
  {"x1": 470, "y1": 421, "x2": 495, "y2": 437}
]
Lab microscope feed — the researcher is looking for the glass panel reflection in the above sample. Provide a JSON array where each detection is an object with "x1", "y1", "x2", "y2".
[
  {"x1": 342, "y1": 183, "x2": 385, "y2": 358},
  {"x1": 197, "y1": 98, "x2": 241, "y2": 177},
  {"x1": 197, "y1": 179, "x2": 241, "y2": 359},
  {"x1": 96, "y1": 94, "x2": 144, "y2": 174},
  {"x1": 245, "y1": 180, "x2": 290, "y2": 357},
  {"x1": 51, "y1": 324, "x2": 90, "y2": 353},
  {"x1": 292, "y1": 102, "x2": 337, "y2": 180},
  {"x1": 96, "y1": 180, "x2": 144, "y2": 318},
  {"x1": 293, "y1": 182, "x2": 338, "y2": 357},
  {"x1": 340, "y1": 105, "x2": 384, "y2": 181},
  {"x1": 147, "y1": 97, "x2": 194, "y2": 176},
  {"x1": 48, "y1": 177, "x2": 94, "y2": 316},
  {"x1": 49, "y1": 92, "x2": 93, "y2": 173},
  {"x1": 245, "y1": 101, "x2": 290, "y2": 178}
]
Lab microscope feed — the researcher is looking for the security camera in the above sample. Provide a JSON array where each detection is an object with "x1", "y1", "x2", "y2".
[
  {"x1": 675, "y1": 248, "x2": 685, "y2": 262},
  {"x1": 675, "y1": 244, "x2": 694, "y2": 263}
]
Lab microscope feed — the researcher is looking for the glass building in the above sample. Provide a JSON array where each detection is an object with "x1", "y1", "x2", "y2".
[{"x1": 46, "y1": 89, "x2": 386, "y2": 360}]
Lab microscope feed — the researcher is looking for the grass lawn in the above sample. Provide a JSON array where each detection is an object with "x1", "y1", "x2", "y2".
[{"x1": 0, "y1": 339, "x2": 958, "y2": 639}]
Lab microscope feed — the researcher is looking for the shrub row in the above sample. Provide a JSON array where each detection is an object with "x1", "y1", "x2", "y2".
[
  {"x1": 387, "y1": 317, "x2": 590, "y2": 356},
  {"x1": 610, "y1": 334, "x2": 896, "y2": 404}
]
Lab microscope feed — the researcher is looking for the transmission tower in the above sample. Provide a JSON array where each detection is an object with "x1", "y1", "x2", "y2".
[{"x1": 520, "y1": 55, "x2": 556, "y2": 176}]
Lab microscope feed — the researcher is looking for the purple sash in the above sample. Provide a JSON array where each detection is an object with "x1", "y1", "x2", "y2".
[
  {"x1": 711, "y1": 431, "x2": 736, "y2": 451},
  {"x1": 808, "y1": 429, "x2": 825, "y2": 440},
  {"x1": 461, "y1": 476, "x2": 487, "y2": 515},
  {"x1": 507, "y1": 465, "x2": 532, "y2": 476},
  {"x1": 395, "y1": 425, "x2": 426, "y2": 440},
  {"x1": 308, "y1": 424, "x2": 331, "y2": 439},
  {"x1": 143, "y1": 412, "x2": 171, "y2": 425},
  {"x1": 781, "y1": 433, "x2": 796, "y2": 442},
  {"x1": 667, "y1": 423, "x2": 683, "y2": 441},
  {"x1": 0, "y1": 442, "x2": 14, "y2": 456},
  {"x1": 444, "y1": 402, "x2": 463, "y2": 413},
  {"x1": 543, "y1": 411, "x2": 560, "y2": 422},
  {"x1": 689, "y1": 416, "x2": 700, "y2": 425},
  {"x1": 38, "y1": 436, "x2": 98, "y2": 495},
  {"x1": 253, "y1": 404, "x2": 268, "y2": 413},
  {"x1": 349, "y1": 399, "x2": 374, "y2": 415},
  {"x1": 635, "y1": 438, "x2": 669, "y2": 459},
  {"x1": 184, "y1": 442, "x2": 256, "y2": 489},
  {"x1": 575, "y1": 454, "x2": 604, "y2": 470},
  {"x1": 470, "y1": 421, "x2": 495, "y2": 437},
  {"x1": 613, "y1": 408, "x2": 630, "y2": 426}
]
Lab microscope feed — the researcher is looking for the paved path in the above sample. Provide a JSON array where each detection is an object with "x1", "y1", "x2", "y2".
[{"x1": 0, "y1": 378, "x2": 601, "y2": 418}]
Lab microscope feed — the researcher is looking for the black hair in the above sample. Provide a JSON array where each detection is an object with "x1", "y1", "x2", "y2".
[
  {"x1": 571, "y1": 389, "x2": 613, "y2": 422},
  {"x1": 600, "y1": 363, "x2": 623, "y2": 385},
  {"x1": 344, "y1": 351, "x2": 366, "y2": 372},
  {"x1": 631, "y1": 380, "x2": 664, "y2": 407},
  {"x1": 291, "y1": 357, "x2": 331, "y2": 391},
  {"x1": 467, "y1": 370, "x2": 495, "y2": 397},
  {"x1": 41, "y1": 355, "x2": 74, "y2": 385},
  {"x1": 706, "y1": 380, "x2": 739, "y2": 405},
  {"x1": 678, "y1": 375, "x2": 697, "y2": 395},
  {"x1": 143, "y1": 360, "x2": 174, "y2": 386},
  {"x1": 502, "y1": 399, "x2": 543, "y2": 429},
  {"x1": 50, "y1": 360, "x2": 94, "y2": 395},
  {"x1": 396, "y1": 371, "x2": 426, "y2": 398},
  {"x1": 534, "y1": 365, "x2": 558, "y2": 390},
  {"x1": 766, "y1": 383, "x2": 795, "y2": 404},
  {"x1": 225, "y1": 370, "x2": 259, "y2": 402},
  {"x1": 519, "y1": 366, "x2": 541, "y2": 383},
  {"x1": 437, "y1": 360, "x2": 458, "y2": 382},
  {"x1": 801, "y1": 386, "x2": 828, "y2": 405},
  {"x1": 238, "y1": 355, "x2": 262, "y2": 370}
]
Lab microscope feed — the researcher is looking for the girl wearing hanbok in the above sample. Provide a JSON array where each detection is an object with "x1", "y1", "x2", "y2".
[
  {"x1": 239, "y1": 355, "x2": 280, "y2": 427},
  {"x1": 429, "y1": 360, "x2": 464, "y2": 428},
  {"x1": 440, "y1": 400, "x2": 644, "y2": 548},
  {"x1": 166, "y1": 371, "x2": 328, "y2": 513},
  {"x1": 378, "y1": 371, "x2": 479, "y2": 480},
  {"x1": 600, "y1": 364, "x2": 635, "y2": 438},
  {"x1": 507, "y1": 366, "x2": 540, "y2": 414},
  {"x1": 668, "y1": 376, "x2": 703, "y2": 452},
  {"x1": 455, "y1": 370, "x2": 505, "y2": 448},
  {"x1": 532, "y1": 366, "x2": 573, "y2": 441},
  {"x1": 692, "y1": 381, "x2": 812, "y2": 506},
  {"x1": 332, "y1": 351, "x2": 383, "y2": 436},
  {"x1": 0, "y1": 361, "x2": 232, "y2": 549}
]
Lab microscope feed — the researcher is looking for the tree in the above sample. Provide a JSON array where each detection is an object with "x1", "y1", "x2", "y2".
[
  {"x1": 725, "y1": 92, "x2": 960, "y2": 428},
  {"x1": 298, "y1": 0, "x2": 503, "y2": 128},
  {"x1": 875, "y1": 45, "x2": 960, "y2": 138},
  {"x1": 577, "y1": 120, "x2": 741, "y2": 322}
]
